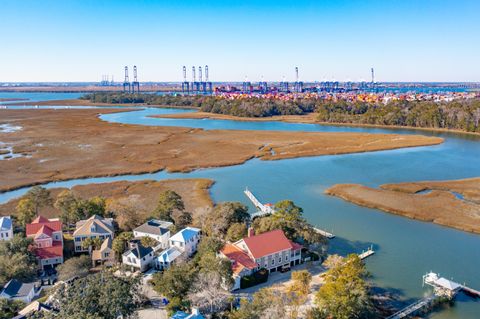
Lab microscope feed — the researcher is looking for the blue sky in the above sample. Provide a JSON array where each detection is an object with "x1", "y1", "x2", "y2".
[{"x1": 1, "y1": 0, "x2": 479, "y2": 82}]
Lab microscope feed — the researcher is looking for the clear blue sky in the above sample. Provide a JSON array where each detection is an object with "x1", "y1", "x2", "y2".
[{"x1": 1, "y1": 0, "x2": 479, "y2": 82}]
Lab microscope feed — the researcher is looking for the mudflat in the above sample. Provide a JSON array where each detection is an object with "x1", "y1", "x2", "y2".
[
  {"x1": 325, "y1": 178, "x2": 480, "y2": 234},
  {"x1": 7, "y1": 98, "x2": 197, "y2": 109},
  {"x1": 0, "y1": 178, "x2": 214, "y2": 220},
  {"x1": 0, "y1": 108, "x2": 442, "y2": 192}
]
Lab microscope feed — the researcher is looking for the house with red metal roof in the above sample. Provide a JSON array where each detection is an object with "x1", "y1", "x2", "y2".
[
  {"x1": 219, "y1": 228, "x2": 302, "y2": 290},
  {"x1": 26, "y1": 216, "x2": 64, "y2": 270}
]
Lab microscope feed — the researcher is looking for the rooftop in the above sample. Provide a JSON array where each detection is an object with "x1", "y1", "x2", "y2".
[
  {"x1": 241, "y1": 229, "x2": 299, "y2": 259},
  {"x1": 26, "y1": 216, "x2": 62, "y2": 237},
  {"x1": 74, "y1": 215, "x2": 114, "y2": 237},
  {"x1": 157, "y1": 246, "x2": 183, "y2": 264},
  {"x1": 221, "y1": 243, "x2": 258, "y2": 275},
  {"x1": 170, "y1": 227, "x2": 201, "y2": 243},
  {"x1": 0, "y1": 216, "x2": 12, "y2": 231},
  {"x1": 124, "y1": 244, "x2": 153, "y2": 259},
  {"x1": 134, "y1": 219, "x2": 172, "y2": 236},
  {"x1": 1, "y1": 279, "x2": 35, "y2": 298}
]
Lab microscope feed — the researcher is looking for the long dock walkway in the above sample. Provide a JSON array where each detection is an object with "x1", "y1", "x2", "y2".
[{"x1": 386, "y1": 295, "x2": 437, "y2": 319}]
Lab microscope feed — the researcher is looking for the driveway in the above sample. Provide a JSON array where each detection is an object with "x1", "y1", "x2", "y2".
[{"x1": 235, "y1": 261, "x2": 326, "y2": 295}]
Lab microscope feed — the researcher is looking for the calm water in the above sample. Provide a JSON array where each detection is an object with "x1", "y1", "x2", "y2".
[{"x1": 1, "y1": 93, "x2": 479, "y2": 318}]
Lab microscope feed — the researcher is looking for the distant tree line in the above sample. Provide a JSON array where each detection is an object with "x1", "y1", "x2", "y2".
[
  {"x1": 81, "y1": 92, "x2": 205, "y2": 107},
  {"x1": 81, "y1": 93, "x2": 317, "y2": 116},
  {"x1": 316, "y1": 99, "x2": 480, "y2": 133}
]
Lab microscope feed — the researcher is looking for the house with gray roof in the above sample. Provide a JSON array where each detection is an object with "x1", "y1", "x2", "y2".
[
  {"x1": 122, "y1": 244, "x2": 155, "y2": 272},
  {"x1": 0, "y1": 215, "x2": 13, "y2": 241},
  {"x1": 0, "y1": 279, "x2": 36, "y2": 303},
  {"x1": 133, "y1": 219, "x2": 173, "y2": 249},
  {"x1": 73, "y1": 215, "x2": 115, "y2": 253}
]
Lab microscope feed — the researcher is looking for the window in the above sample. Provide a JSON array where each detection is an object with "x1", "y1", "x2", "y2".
[
  {"x1": 271, "y1": 259, "x2": 275, "y2": 266},
  {"x1": 279, "y1": 257, "x2": 282, "y2": 262}
]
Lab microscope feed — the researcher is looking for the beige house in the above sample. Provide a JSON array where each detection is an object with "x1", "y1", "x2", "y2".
[
  {"x1": 73, "y1": 215, "x2": 114, "y2": 253},
  {"x1": 91, "y1": 237, "x2": 115, "y2": 266}
]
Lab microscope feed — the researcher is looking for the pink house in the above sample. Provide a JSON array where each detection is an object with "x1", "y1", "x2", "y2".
[{"x1": 26, "y1": 216, "x2": 64, "y2": 270}]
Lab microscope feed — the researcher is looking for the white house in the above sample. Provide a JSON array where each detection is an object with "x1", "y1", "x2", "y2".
[
  {"x1": 0, "y1": 279, "x2": 36, "y2": 303},
  {"x1": 0, "y1": 216, "x2": 13, "y2": 241},
  {"x1": 133, "y1": 219, "x2": 173, "y2": 249},
  {"x1": 122, "y1": 245, "x2": 155, "y2": 272},
  {"x1": 169, "y1": 227, "x2": 201, "y2": 257},
  {"x1": 155, "y1": 246, "x2": 183, "y2": 270}
]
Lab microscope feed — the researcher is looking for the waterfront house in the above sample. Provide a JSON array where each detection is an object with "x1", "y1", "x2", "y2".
[
  {"x1": 0, "y1": 279, "x2": 36, "y2": 303},
  {"x1": 0, "y1": 215, "x2": 13, "y2": 241},
  {"x1": 155, "y1": 246, "x2": 183, "y2": 270},
  {"x1": 25, "y1": 216, "x2": 64, "y2": 270},
  {"x1": 169, "y1": 227, "x2": 201, "y2": 256},
  {"x1": 170, "y1": 308, "x2": 204, "y2": 319},
  {"x1": 91, "y1": 237, "x2": 115, "y2": 266},
  {"x1": 73, "y1": 215, "x2": 114, "y2": 253},
  {"x1": 122, "y1": 244, "x2": 155, "y2": 272},
  {"x1": 133, "y1": 219, "x2": 173, "y2": 249},
  {"x1": 220, "y1": 228, "x2": 302, "y2": 290}
]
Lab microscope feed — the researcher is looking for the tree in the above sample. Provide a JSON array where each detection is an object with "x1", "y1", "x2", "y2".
[
  {"x1": 188, "y1": 272, "x2": 232, "y2": 314},
  {"x1": 81, "y1": 237, "x2": 103, "y2": 252},
  {"x1": 0, "y1": 299, "x2": 25, "y2": 319},
  {"x1": 286, "y1": 270, "x2": 312, "y2": 319},
  {"x1": 54, "y1": 190, "x2": 80, "y2": 227},
  {"x1": 49, "y1": 271, "x2": 144, "y2": 318},
  {"x1": 252, "y1": 200, "x2": 326, "y2": 252},
  {"x1": 0, "y1": 235, "x2": 37, "y2": 286},
  {"x1": 229, "y1": 288, "x2": 288, "y2": 319},
  {"x1": 80, "y1": 196, "x2": 106, "y2": 218},
  {"x1": 15, "y1": 198, "x2": 36, "y2": 227},
  {"x1": 152, "y1": 190, "x2": 184, "y2": 221},
  {"x1": 203, "y1": 202, "x2": 250, "y2": 238},
  {"x1": 140, "y1": 236, "x2": 159, "y2": 248},
  {"x1": 152, "y1": 262, "x2": 195, "y2": 300},
  {"x1": 107, "y1": 196, "x2": 145, "y2": 231},
  {"x1": 173, "y1": 211, "x2": 193, "y2": 230},
  {"x1": 25, "y1": 186, "x2": 52, "y2": 215},
  {"x1": 322, "y1": 254, "x2": 344, "y2": 269},
  {"x1": 315, "y1": 254, "x2": 374, "y2": 319},
  {"x1": 112, "y1": 232, "x2": 133, "y2": 260},
  {"x1": 57, "y1": 255, "x2": 91, "y2": 281},
  {"x1": 225, "y1": 222, "x2": 247, "y2": 242}
]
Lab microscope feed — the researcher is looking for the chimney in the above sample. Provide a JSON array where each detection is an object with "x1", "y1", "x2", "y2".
[{"x1": 248, "y1": 227, "x2": 255, "y2": 237}]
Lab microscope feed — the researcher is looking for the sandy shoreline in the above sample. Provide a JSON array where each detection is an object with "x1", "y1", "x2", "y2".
[
  {"x1": 325, "y1": 177, "x2": 480, "y2": 234},
  {"x1": 0, "y1": 108, "x2": 442, "y2": 192},
  {"x1": 0, "y1": 178, "x2": 214, "y2": 221}
]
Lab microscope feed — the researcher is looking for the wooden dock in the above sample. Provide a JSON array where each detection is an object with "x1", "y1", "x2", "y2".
[
  {"x1": 244, "y1": 188, "x2": 275, "y2": 219},
  {"x1": 313, "y1": 227, "x2": 335, "y2": 239},
  {"x1": 358, "y1": 246, "x2": 375, "y2": 260},
  {"x1": 461, "y1": 285, "x2": 480, "y2": 298},
  {"x1": 386, "y1": 295, "x2": 437, "y2": 319}
]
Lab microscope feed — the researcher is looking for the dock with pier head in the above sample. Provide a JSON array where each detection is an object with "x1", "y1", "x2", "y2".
[
  {"x1": 386, "y1": 272, "x2": 480, "y2": 319},
  {"x1": 244, "y1": 188, "x2": 335, "y2": 239}
]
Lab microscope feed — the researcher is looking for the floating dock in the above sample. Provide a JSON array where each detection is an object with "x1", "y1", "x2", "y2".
[
  {"x1": 313, "y1": 227, "x2": 335, "y2": 239},
  {"x1": 358, "y1": 246, "x2": 375, "y2": 260}
]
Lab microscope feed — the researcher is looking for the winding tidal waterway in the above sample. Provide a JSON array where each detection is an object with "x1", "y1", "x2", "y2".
[{"x1": 1, "y1": 93, "x2": 479, "y2": 318}]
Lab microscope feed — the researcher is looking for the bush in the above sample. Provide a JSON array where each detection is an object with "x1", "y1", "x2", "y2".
[{"x1": 240, "y1": 268, "x2": 269, "y2": 289}]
